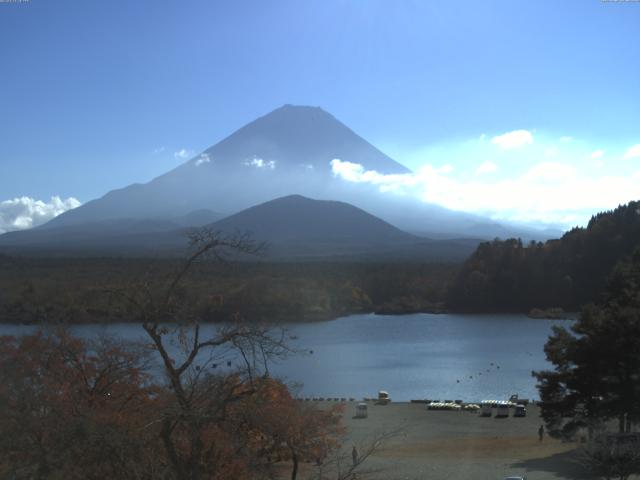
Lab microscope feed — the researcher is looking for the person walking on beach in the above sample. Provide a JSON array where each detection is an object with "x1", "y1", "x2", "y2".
[
  {"x1": 538, "y1": 424, "x2": 545, "y2": 442},
  {"x1": 352, "y1": 445, "x2": 359, "y2": 466}
]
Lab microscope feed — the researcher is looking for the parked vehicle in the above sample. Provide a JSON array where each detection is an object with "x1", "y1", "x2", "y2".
[
  {"x1": 496, "y1": 404, "x2": 509, "y2": 417},
  {"x1": 377, "y1": 390, "x2": 390, "y2": 405},
  {"x1": 355, "y1": 402, "x2": 368, "y2": 418},
  {"x1": 480, "y1": 402, "x2": 492, "y2": 417},
  {"x1": 514, "y1": 404, "x2": 527, "y2": 417}
]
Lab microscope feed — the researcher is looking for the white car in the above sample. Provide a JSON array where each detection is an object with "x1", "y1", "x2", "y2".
[{"x1": 504, "y1": 476, "x2": 527, "y2": 480}]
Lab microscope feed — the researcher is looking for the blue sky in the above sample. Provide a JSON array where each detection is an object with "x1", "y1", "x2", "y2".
[{"x1": 1, "y1": 0, "x2": 639, "y2": 230}]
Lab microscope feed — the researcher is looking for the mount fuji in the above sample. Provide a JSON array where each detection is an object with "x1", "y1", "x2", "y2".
[{"x1": 0, "y1": 105, "x2": 560, "y2": 257}]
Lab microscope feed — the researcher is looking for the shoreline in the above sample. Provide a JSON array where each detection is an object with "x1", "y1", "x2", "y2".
[
  {"x1": 321, "y1": 401, "x2": 584, "y2": 480},
  {"x1": 0, "y1": 307, "x2": 578, "y2": 326}
]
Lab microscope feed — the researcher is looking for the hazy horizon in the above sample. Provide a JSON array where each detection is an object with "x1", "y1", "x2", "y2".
[{"x1": 1, "y1": 1, "x2": 639, "y2": 233}]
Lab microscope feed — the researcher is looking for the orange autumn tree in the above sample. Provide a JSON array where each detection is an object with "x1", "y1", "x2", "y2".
[
  {"x1": 236, "y1": 378, "x2": 344, "y2": 480},
  {"x1": 0, "y1": 331, "x2": 348, "y2": 480},
  {"x1": 0, "y1": 331, "x2": 160, "y2": 480}
]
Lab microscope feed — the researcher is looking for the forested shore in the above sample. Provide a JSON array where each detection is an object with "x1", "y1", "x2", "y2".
[
  {"x1": 2, "y1": 201, "x2": 639, "y2": 325},
  {"x1": 0, "y1": 256, "x2": 454, "y2": 324}
]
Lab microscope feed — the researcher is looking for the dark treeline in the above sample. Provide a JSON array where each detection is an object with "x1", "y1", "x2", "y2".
[
  {"x1": 2, "y1": 200, "x2": 640, "y2": 323},
  {"x1": 0, "y1": 256, "x2": 455, "y2": 324},
  {"x1": 446, "y1": 201, "x2": 640, "y2": 312}
]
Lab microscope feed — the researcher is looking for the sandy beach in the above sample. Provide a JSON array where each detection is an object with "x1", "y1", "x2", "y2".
[{"x1": 307, "y1": 401, "x2": 593, "y2": 480}]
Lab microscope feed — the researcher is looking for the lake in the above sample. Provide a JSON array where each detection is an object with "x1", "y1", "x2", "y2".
[{"x1": 0, "y1": 313, "x2": 569, "y2": 402}]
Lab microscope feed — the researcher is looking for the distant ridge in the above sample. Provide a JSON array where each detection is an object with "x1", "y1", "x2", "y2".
[
  {"x1": 206, "y1": 195, "x2": 481, "y2": 260},
  {"x1": 0, "y1": 195, "x2": 481, "y2": 261},
  {"x1": 0, "y1": 209, "x2": 223, "y2": 248},
  {"x1": 211, "y1": 194, "x2": 417, "y2": 245}
]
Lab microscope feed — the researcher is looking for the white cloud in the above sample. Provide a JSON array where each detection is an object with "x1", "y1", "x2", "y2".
[
  {"x1": 590, "y1": 149, "x2": 604, "y2": 159},
  {"x1": 491, "y1": 129, "x2": 534, "y2": 150},
  {"x1": 174, "y1": 149, "x2": 193, "y2": 160},
  {"x1": 559, "y1": 136, "x2": 573, "y2": 142},
  {"x1": 0, "y1": 196, "x2": 81, "y2": 234},
  {"x1": 545, "y1": 146, "x2": 559, "y2": 157},
  {"x1": 475, "y1": 161, "x2": 497, "y2": 175},
  {"x1": 244, "y1": 157, "x2": 276, "y2": 169},
  {"x1": 330, "y1": 159, "x2": 640, "y2": 227},
  {"x1": 623, "y1": 144, "x2": 640, "y2": 160},
  {"x1": 523, "y1": 162, "x2": 576, "y2": 182},
  {"x1": 153, "y1": 146, "x2": 166, "y2": 154},
  {"x1": 330, "y1": 158, "x2": 418, "y2": 194},
  {"x1": 195, "y1": 153, "x2": 211, "y2": 167}
]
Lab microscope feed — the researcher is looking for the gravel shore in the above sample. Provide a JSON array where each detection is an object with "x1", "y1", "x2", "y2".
[{"x1": 321, "y1": 401, "x2": 591, "y2": 480}]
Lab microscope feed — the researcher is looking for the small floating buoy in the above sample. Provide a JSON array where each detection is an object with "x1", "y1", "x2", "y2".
[
  {"x1": 227, "y1": 361, "x2": 232, "y2": 367},
  {"x1": 310, "y1": 350, "x2": 314, "y2": 354},
  {"x1": 456, "y1": 380, "x2": 460, "y2": 383}
]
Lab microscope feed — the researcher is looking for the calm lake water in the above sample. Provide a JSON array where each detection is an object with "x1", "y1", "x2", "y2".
[{"x1": 0, "y1": 313, "x2": 570, "y2": 402}]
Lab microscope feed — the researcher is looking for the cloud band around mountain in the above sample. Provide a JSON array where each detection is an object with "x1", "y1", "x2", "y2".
[
  {"x1": 330, "y1": 158, "x2": 640, "y2": 227},
  {"x1": 0, "y1": 196, "x2": 81, "y2": 234}
]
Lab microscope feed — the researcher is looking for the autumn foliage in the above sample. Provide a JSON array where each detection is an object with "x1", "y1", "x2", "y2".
[
  {"x1": 238, "y1": 378, "x2": 345, "y2": 478},
  {"x1": 0, "y1": 331, "x2": 345, "y2": 480},
  {"x1": 0, "y1": 230, "x2": 354, "y2": 479},
  {"x1": 0, "y1": 331, "x2": 161, "y2": 479}
]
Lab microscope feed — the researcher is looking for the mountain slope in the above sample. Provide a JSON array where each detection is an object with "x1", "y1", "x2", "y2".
[
  {"x1": 0, "y1": 195, "x2": 481, "y2": 261},
  {"x1": 192, "y1": 195, "x2": 480, "y2": 260},
  {"x1": 195, "y1": 104, "x2": 410, "y2": 174},
  {"x1": 211, "y1": 194, "x2": 416, "y2": 245},
  {"x1": 0, "y1": 210, "x2": 223, "y2": 249},
  {"x1": 41, "y1": 105, "x2": 411, "y2": 229},
  {"x1": 30, "y1": 104, "x2": 557, "y2": 241},
  {"x1": 0, "y1": 103, "x2": 564, "y2": 249}
]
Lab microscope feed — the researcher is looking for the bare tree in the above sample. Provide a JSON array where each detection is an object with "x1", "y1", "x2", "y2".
[{"x1": 109, "y1": 228, "x2": 291, "y2": 480}]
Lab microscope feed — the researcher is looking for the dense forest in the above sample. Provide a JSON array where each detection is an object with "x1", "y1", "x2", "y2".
[
  {"x1": 446, "y1": 201, "x2": 640, "y2": 312},
  {"x1": 2, "y1": 201, "x2": 640, "y2": 324},
  {"x1": 0, "y1": 256, "x2": 454, "y2": 324}
]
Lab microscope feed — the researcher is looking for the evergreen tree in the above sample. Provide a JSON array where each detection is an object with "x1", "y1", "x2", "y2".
[{"x1": 535, "y1": 248, "x2": 640, "y2": 438}]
